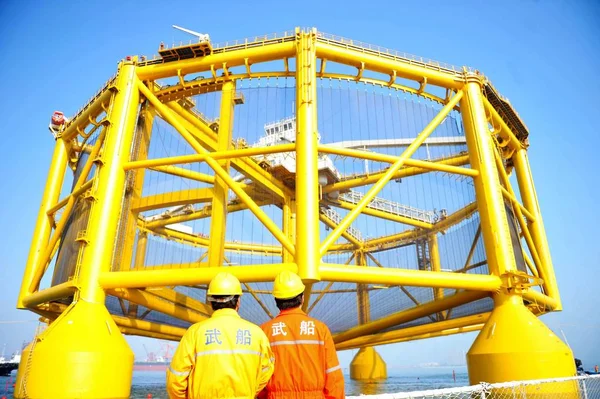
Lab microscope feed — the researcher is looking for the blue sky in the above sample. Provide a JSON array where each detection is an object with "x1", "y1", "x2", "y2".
[{"x1": 0, "y1": 0, "x2": 599, "y2": 370}]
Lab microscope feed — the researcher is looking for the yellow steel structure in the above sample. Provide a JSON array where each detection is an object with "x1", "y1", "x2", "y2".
[{"x1": 16, "y1": 28, "x2": 573, "y2": 397}]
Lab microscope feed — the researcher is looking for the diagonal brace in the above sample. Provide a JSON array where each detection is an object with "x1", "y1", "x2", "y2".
[
  {"x1": 319, "y1": 90, "x2": 464, "y2": 256},
  {"x1": 137, "y1": 80, "x2": 295, "y2": 256}
]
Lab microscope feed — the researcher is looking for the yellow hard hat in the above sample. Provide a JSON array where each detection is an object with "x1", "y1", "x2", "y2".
[
  {"x1": 273, "y1": 271, "x2": 305, "y2": 299},
  {"x1": 207, "y1": 272, "x2": 243, "y2": 299}
]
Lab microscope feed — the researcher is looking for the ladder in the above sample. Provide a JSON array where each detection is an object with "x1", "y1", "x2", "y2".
[
  {"x1": 415, "y1": 238, "x2": 431, "y2": 271},
  {"x1": 19, "y1": 323, "x2": 46, "y2": 399}
]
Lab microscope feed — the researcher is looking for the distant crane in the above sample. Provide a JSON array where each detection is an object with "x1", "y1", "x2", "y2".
[
  {"x1": 172, "y1": 25, "x2": 210, "y2": 42},
  {"x1": 161, "y1": 342, "x2": 175, "y2": 362},
  {"x1": 142, "y1": 344, "x2": 156, "y2": 362}
]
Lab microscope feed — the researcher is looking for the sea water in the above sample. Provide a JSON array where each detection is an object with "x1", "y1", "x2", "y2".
[{"x1": 0, "y1": 367, "x2": 469, "y2": 398}]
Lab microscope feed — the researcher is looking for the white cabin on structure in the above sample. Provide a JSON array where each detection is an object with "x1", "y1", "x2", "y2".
[{"x1": 253, "y1": 117, "x2": 341, "y2": 187}]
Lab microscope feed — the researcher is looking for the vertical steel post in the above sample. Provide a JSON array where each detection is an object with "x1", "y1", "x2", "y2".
[
  {"x1": 295, "y1": 28, "x2": 320, "y2": 282},
  {"x1": 355, "y1": 251, "x2": 371, "y2": 324},
  {"x1": 282, "y1": 197, "x2": 296, "y2": 263},
  {"x1": 133, "y1": 232, "x2": 148, "y2": 269},
  {"x1": 513, "y1": 149, "x2": 561, "y2": 309},
  {"x1": 460, "y1": 77, "x2": 517, "y2": 276},
  {"x1": 77, "y1": 62, "x2": 140, "y2": 303},
  {"x1": 429, "y1": 233, "x2": 445, "y2": 319},
  {"x1": 17, "y1": 138, "x2": 68, "y2": 308},
  {"x1": 208, "y1": 80, "x2": 235, "y2": 267},
  {"x1": 128, "y1": 231, "x2": 148, "y2": 316},
  {"x1": 350, "y1": 253, "x2": 386, "y2": 381}
]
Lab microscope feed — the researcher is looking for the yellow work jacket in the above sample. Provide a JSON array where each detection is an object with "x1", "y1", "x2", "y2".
[{"x1": 167, "y1": 308, "x2": 275, "y2": 399}]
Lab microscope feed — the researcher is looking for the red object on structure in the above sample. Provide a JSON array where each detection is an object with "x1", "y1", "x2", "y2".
[
  {"x1": 51, "y1": 111, "x2": 65, "y2": 126},
  {"x1": 126, "y1": 56, "x2": 132, "y2": 61},
  {"x1": 147, "y1": 394, "x2": 152, "y2": 398}
]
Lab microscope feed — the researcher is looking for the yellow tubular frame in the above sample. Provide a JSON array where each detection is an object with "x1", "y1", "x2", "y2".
[
  {"x1": 295, "y1": 29, "x2": 321, "y2": 282},
  {"x1": 336, "y1": 312, "x2": 489, "y2": 350},
  {"x1": 513, "y1": 150, "x2": 561, "y2": 308},
  {"x1": 461, "y1": 79, "x2": 517, "y2": 276},
  {"x1": 209, "y1": 81, "x2": 234, "y2": 268},
  {"x1": 333, "y1": 290, "x2": 490, "y2": 343},
  {"x1": 77, "y1": 63, "x2": 140, "y2": 304},
  {"x1": 18, "y1": 138, "x2": 68, "y2": 308},
  {"x1": 20, "y1": 28, "x2": 559, "y2": 349}
]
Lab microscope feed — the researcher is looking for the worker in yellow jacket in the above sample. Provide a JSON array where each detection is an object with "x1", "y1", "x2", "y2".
[{"x1": 167, "y1": 272, "x2": 275, "y2": 399}]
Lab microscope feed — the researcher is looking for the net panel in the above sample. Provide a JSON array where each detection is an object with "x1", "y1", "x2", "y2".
[
  {"x1": 346, "y1": 375, "x2": 600, "y2": 399},
  {"x1": 52, "y1": 76, "x2": 529, "y2": 339}
]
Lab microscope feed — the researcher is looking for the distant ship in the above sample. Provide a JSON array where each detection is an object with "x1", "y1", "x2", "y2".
[
  {"x1": 134, "y1": 343, "x2": 172, "y2": 372},
  {"x1": 133, "y1": 358, "x2": 169, "y2": 372},
  {"x1": 0, "y1": 352, "x2": 21, "y2": 377}
]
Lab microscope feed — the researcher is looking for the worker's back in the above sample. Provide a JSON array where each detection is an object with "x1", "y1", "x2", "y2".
[
  {"x1": 261, "y1": 307, "x2": 344, "y2": 399},
  {"x1": 168, "y1": 308, "x2": 274, "y2": 399}
]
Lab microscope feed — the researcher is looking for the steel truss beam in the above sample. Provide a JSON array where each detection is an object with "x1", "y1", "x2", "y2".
[
  {"x1": 333, "y1": 290, "x2": 489, "y2": 343},
  {"x1": 145, "y1": 225, "x2": 282, "y2": 255},
  {"x1": 336, "y1": 312, "x2": 489, "y2": 350},
  {"x1": 106, "y1": 288, "x2": 207, "y2": 324},
  {"x1": 320, "y1": 264, "x2": 501, "y2": 291},
  {"x1": 99, "y1": 263, "x2": 298, "y2": 289},
  {"x1": 323, "y1": 154, "x2": 471, "y2": 194}
]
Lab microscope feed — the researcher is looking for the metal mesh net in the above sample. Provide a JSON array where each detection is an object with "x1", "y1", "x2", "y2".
[
  {"x1": 346, "y1": 375, "x2": 600, "y2": 399},
  {"x1": 51, "y1": 77, "x2": 523, "y2": 339}
]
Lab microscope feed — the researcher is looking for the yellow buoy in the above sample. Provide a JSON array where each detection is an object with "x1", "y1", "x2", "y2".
[
  {"x1": 468, "y1": 294, "x2": 577, "y2": 397},
  {"x1": 14, "y1": 301, "x2": 133, "y2": 399},
  {"x1": 350, "y1": 346, "x2": 387, "y2": 381}
]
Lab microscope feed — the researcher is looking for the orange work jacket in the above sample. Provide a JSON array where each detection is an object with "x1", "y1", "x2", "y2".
[{"x1": 260, "y1": 307, "x2": 344, "y2": 399}]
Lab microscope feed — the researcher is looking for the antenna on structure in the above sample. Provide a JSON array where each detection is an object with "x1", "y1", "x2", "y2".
[
  {"x1": 559, "y1": 328, "x2": 571, "y2": 349},
  {"x1": 172, "y1": 25, "x2": 210, "y2": 42}
]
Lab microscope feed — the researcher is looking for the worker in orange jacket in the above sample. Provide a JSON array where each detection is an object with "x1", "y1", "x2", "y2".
[{"x1": 260, "y1": 271, "x2": 345, "y2": 399}]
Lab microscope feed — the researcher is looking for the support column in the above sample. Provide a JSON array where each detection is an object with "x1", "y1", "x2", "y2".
[
  {"x1": 350, "y1": 251, "x2": 387, "y2": 381},
  {"x1": 133, "y1": 231, "x2": 148, "y2": 269},
  {"x1": 462, "y1": 76, "x2": 575, "y2": 391},
  {"x1": 460, "y1": 77, "x2": 516, "y2": 276},
  {"x1": 128, "y1": 231, "x2": 148, "y2": 316},
  {"x1": 15, "y1": 61, "x2": 139, "y2": 399},
  {"x1": 17, "y1": 138, "x2": 68, "y2": 308},
  {"x1": 513, "y1": 149, "x2": 561, "y2": 309},
  {"x1": 355, "y1": 252, "x2": 371, "y2": 325},
  {"x1": 78, "y1": 63, "x2": 140, "y2": 303},
  {"x1": 295, "y1": 28, "x2": 320, "y2": 282},
  {"x1": 208, "y1": 80, "x2": 235, "y2": 267},
  {"x1": 429, "y1": 234, "x2": 445, "y2": 320},
  {"x1": 282, "y1": 197, "x2": 296, "y2": 264}
]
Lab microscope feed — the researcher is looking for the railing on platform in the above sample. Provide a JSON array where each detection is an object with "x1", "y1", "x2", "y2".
[
  {"x1": 339, "y1": 190, "x2": 437, "y2": 224},
  {"x1": 346, "y1": 375, "x2": 600, "y2": 399},
  {"x1": 321, "y1": 207, "x2": 364, "y2": 242},
  {"x1": 316, "y1": 31, "x2": 472, "y2": 75}
]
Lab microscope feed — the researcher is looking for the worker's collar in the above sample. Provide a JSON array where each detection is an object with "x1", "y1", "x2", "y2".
[
  {"x1": 278, "y1": 307, "x2": 305, "y2": 316},
  {"x1": 211, "y1": 308, "x2": 240, "y2": 318}
]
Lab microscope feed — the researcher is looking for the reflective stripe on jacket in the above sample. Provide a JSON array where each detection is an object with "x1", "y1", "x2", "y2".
[
  {"x1": 167, "y1": 308, "x2": 275, "y2": 399},
  {"x1": 261, "y1": 307, "x2": 345, "y2": 399}
]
